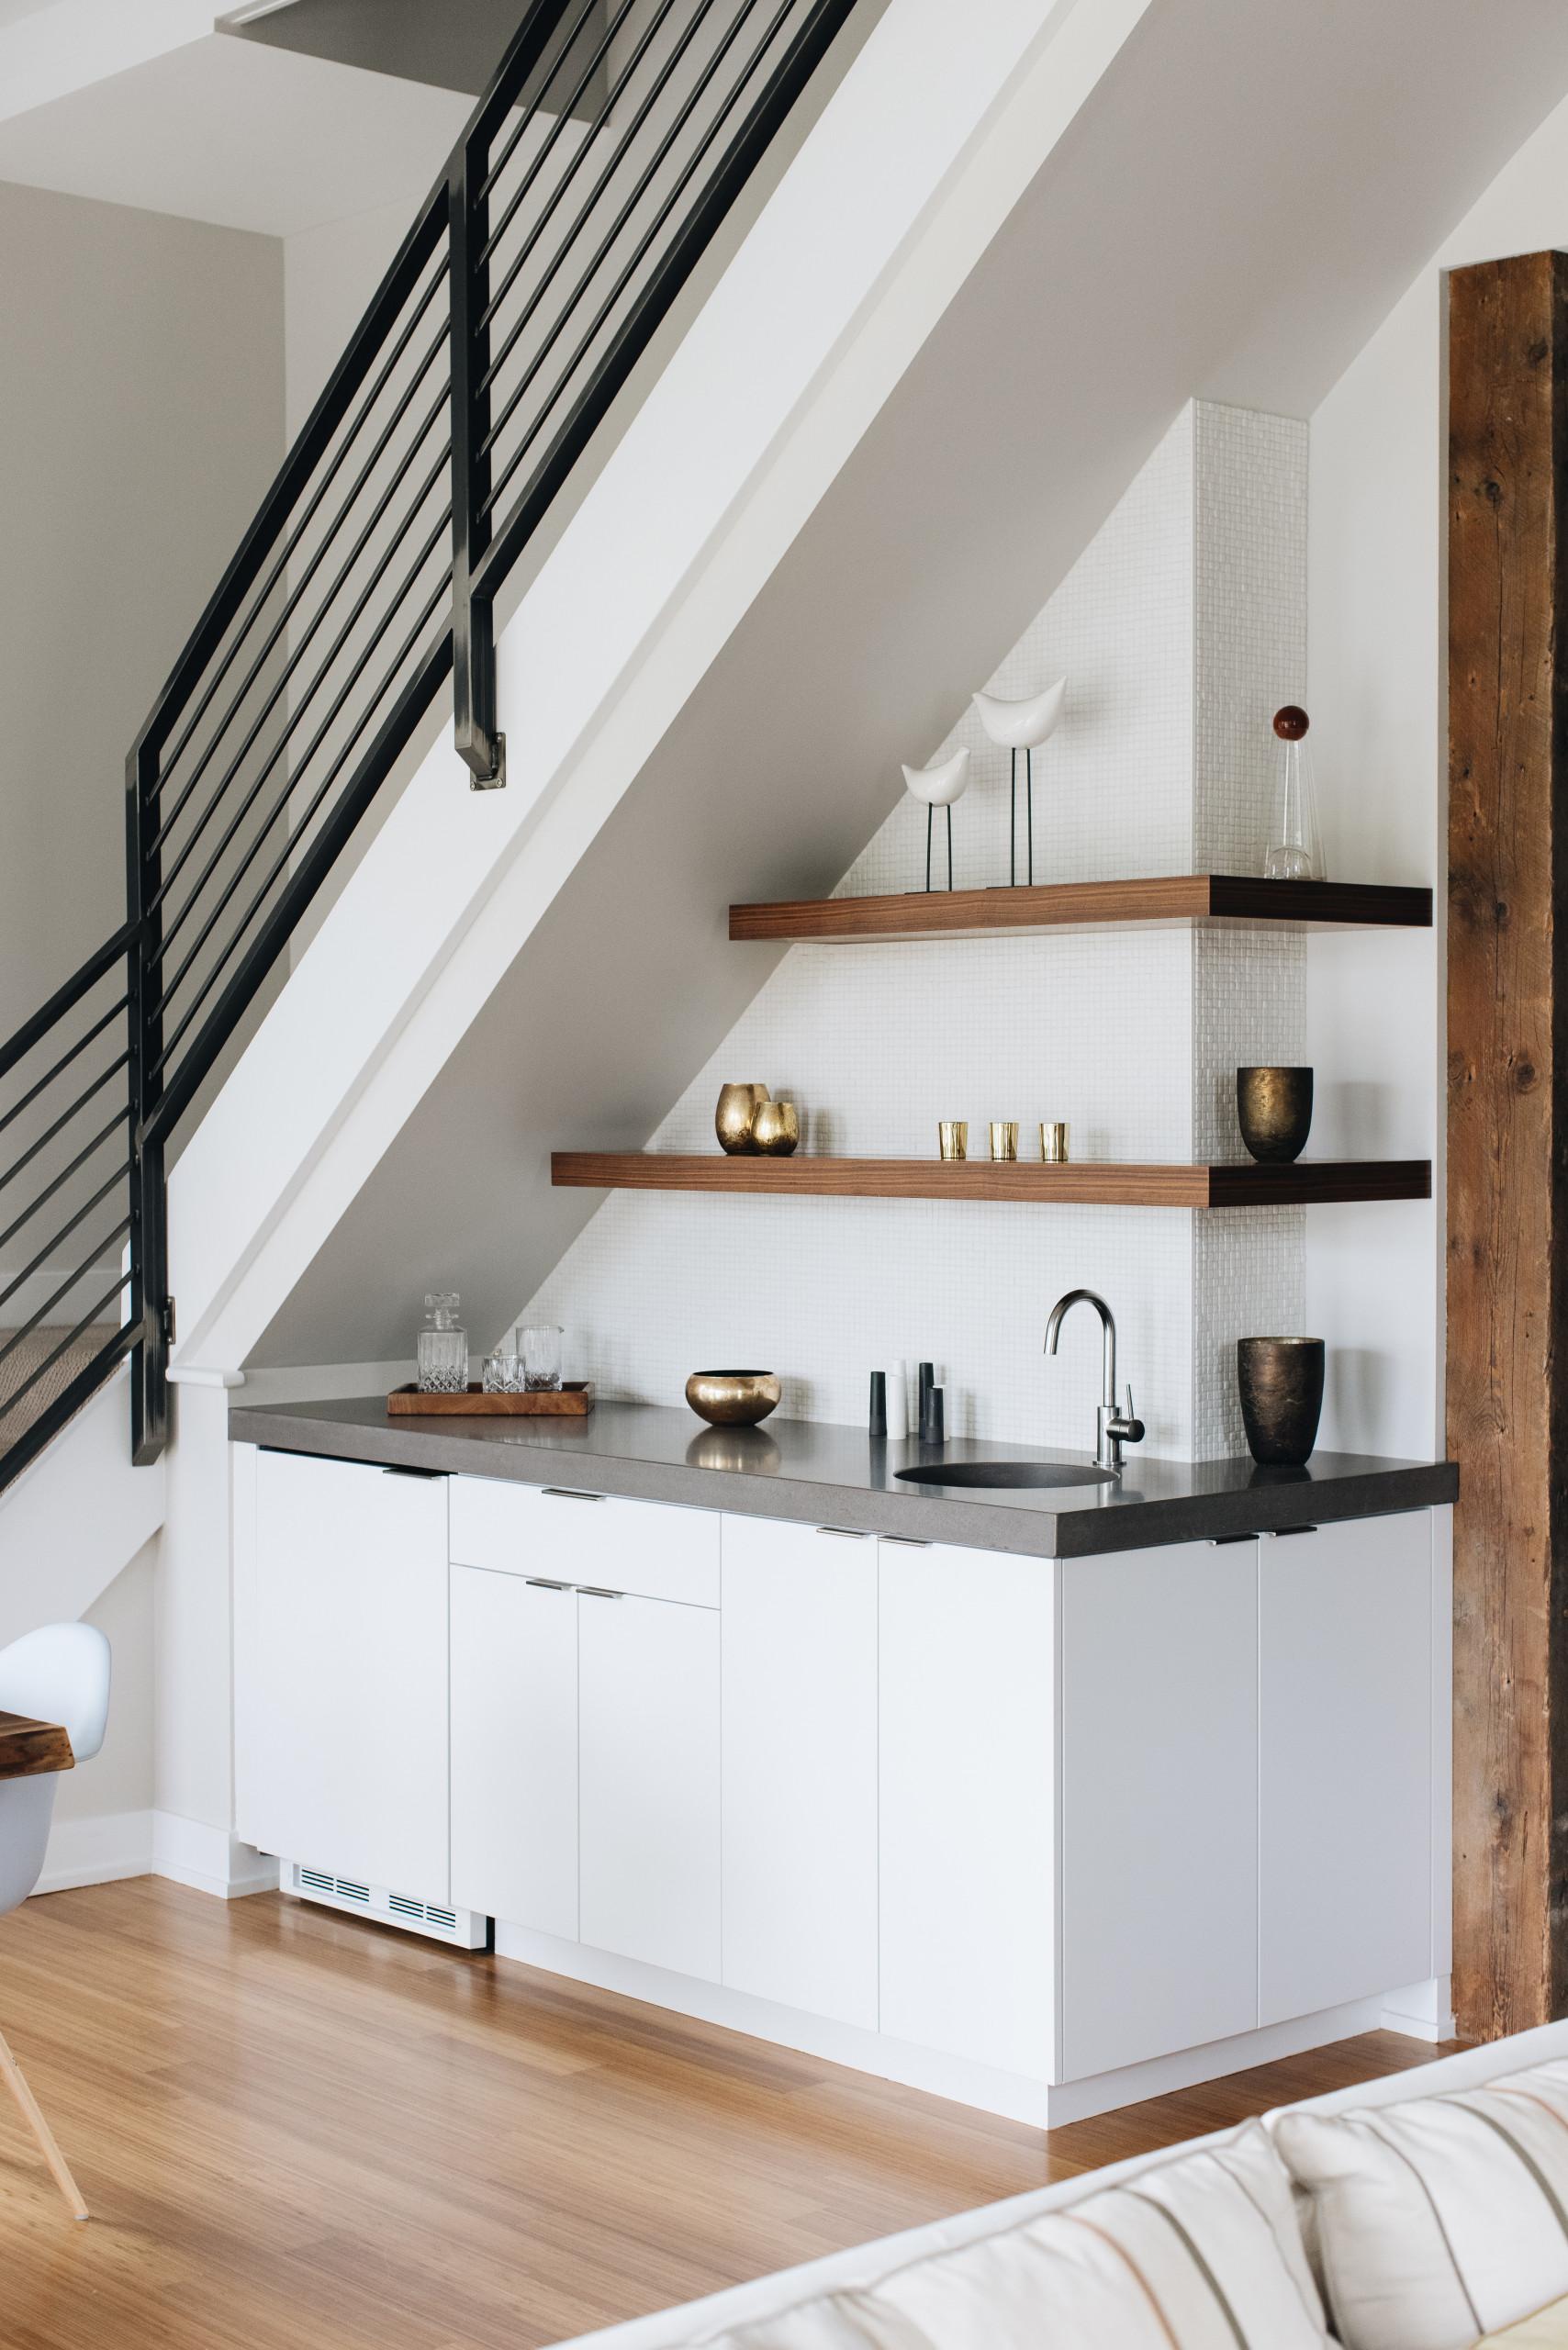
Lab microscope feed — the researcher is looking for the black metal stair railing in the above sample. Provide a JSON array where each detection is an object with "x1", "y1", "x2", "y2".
[{"x1": 0, "y1": 0, "x2": 859, "y2": 1496}]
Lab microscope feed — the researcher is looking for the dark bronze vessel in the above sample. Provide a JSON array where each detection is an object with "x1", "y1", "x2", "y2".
[
  {"x1": 1237, "y1": 1066, "x2": 1314, "y2": 1164},
  {"x1": 1238, "y1": 1337, "x2": 1325, "y2": 1467}
]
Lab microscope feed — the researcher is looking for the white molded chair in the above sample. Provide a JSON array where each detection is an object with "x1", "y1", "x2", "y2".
[{"x1": 0, "y1": 1623, "x2": 110, "y2": 2221}]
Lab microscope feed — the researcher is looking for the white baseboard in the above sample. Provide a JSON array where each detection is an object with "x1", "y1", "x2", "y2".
[
  {"x1": 492, "y1": 1924, "x2": 1438, "y2": 2127},
  {"x1": 34, "y1": 1807, "x2": 154, "y2": 1893},
  {"x1": 1381, "y1": 1976, "x2": 1456, "y2": 2042},
  {"x1": 37, "y1": 1808, "x2": 277, "y2": 1901}
]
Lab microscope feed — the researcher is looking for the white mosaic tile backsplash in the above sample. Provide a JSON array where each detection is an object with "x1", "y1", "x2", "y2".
[{"x1": 517, "y1": 401, "x2": 1311, "y2": 1462}]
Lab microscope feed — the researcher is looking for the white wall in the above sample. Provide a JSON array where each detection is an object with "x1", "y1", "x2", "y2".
[
  {"x1": 50, "y1": 1537, "x2": 156, "y2": 1827},
  {"x1": 1305, "y1": 80, "x2": 1568, "y2": 1457},
  {"x1": 516, "y1": 403, "x2": 1309, "y2": 1459},
  {"x1": 0, "y1": 178, "x2": 283, "y2": 1041}
]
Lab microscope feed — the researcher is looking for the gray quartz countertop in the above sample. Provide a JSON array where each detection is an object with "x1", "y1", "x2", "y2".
[{"x1": 229, "y1": 1394, "x2": 1459, "y2": 1559}]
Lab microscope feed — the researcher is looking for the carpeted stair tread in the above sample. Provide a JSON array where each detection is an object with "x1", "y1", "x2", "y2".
[{"x1": 0, "y1": 1325, "x2": 119, "y2": 1460}]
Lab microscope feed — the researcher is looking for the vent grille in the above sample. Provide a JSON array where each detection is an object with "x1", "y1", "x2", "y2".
[{"x1": 284, "y1": 1859, "x2": 487, "y2": 1950}]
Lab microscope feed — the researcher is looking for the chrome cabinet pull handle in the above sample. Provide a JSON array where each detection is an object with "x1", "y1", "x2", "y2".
[
  {"x1": 577, "y1": 1585, "x2": 622, "y2": 1600},
  {"x1": 1264, "y1": 1525, "x2": 1319, "y2": 1539},
  {"x1": 525, "y1": 1577, "x2": 570, "y2": 1591},
  {"x1": 1208, "y1": 1533, "x2": 1256, "y2": 1546},
  {"x1": 881, "y1": 1534, "x2": 932, "y2": 1548},
  {"x1": 543, "y1": 1486, "x2": 605, "y2": 1503},
  {"x1": 382, "y1": 1465, "x2": 443, "y2": 1479},
  {"x1": 815, "y1": 1526, "x2": 869, "y2": 1540}
]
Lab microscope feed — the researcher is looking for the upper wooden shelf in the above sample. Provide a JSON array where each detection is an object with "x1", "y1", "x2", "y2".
[
  {"x1": 728, "y1": 875, "x2": 1433, "y2": 945},
  {"x1": 552, "y1": 1155, "x2": 1432, "y2": 1208}
]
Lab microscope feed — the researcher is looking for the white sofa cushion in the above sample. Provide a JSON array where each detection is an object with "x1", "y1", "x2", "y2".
[
  {"x1": 702, "y1": 2123, "x2": 1327, "y2": 2350},
  {"x1": 1273, "y1": 2056, "x2": 1568, "y2": 2350}
]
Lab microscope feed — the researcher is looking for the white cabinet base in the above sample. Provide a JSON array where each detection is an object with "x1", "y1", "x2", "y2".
[{"x1": 491, "y1": 1918, "x2": 1446, "y2": 2127}]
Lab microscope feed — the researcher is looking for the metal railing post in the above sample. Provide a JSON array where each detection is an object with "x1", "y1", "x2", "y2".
[
  {"x1": 126, "y1": 739, "x2": 170, "y2": 1464},
  {"x1": 451, "y1": 134, "x2": 506, "y2": 789}
]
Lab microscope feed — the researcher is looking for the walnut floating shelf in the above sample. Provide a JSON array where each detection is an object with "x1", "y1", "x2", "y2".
[
  {"x1": 728, "y1": 875, "x2": 1432, "y2": 945},
  {"x1": 551, "y1": 1155, "x2": 1432, "y2": 1208}
]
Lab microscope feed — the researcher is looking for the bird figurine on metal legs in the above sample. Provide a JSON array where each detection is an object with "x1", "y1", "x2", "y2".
[
  {"x1": 972, "y1": 677, "x2": 1067, "y2": 886},
  {"x1": 901, "y1": 748, "x2": 971, "y2": 891}
]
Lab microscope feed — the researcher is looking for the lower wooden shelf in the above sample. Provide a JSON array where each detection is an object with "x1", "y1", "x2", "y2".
[{"x1": 551, "y1": 1154, "x2": 1432, "y2": 1208}]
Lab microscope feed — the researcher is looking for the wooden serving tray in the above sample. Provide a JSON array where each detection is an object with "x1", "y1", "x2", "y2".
[{"x1": 386, "y1": 1382, "x2": 595, "y2": 1417}]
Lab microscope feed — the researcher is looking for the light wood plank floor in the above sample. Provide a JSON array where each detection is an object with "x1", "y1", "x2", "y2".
[{"x1": 0, "y1": 1878, "x2": 1458, "y2": 2350}]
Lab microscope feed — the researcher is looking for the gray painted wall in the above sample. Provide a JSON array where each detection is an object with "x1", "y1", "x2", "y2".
[{"x1": 0, "y1": 180, "x2": 285, "y2": 1041}]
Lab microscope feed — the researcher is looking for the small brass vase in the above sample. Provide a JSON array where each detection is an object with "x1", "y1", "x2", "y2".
[
  {"x1": 715, "y1": 1081, "x2": 768, "y2": 1154},
  {"x1": 1237, "y1": 1067, "x2": 1313, "y2": 1164},
  {"x1": 989, "y1": 1121, "x2": 1019, "y2": 1162},
  {"x1": 1039, "y1": 1121, "x2": 1070, "y2": 1164},
  {"x1": 1238, "y1": 1337, "x2": 1325, "y2": 1466},
  {"x1": 751, "y1": 1101, "x2": 800, "y2": 1156},
  {"x1": 938, "y1": 1121, "x2": 969, "y2": 1160}
]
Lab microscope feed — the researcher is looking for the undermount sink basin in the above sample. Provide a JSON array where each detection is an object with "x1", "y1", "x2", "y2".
[{"x1": 894, "y1": 1460, "x2": 1114, "y2": 1490}]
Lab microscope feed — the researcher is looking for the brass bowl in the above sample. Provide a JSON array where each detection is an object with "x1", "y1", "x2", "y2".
[
  {"x1": 715, "y1": 1081, "x2": 768, "y2": 1155},
  {"x1": 751, "y1": 1101, "x2": 799, "y2": 1155},
  {"x1": 1237, "y1": 1066, "x2": 1314, "y2": 1164},
  {"x1": 685, "y1": 1370, "x2": 782, "y2": 1427}
]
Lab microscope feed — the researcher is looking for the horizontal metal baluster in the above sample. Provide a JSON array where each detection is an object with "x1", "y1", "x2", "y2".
[
  {"x1": 144, "y1": 625, "x2": 455, "y2": 1144},
  {"x1": 151, "y1": 408, "x2": 453, "y2": 894},
  {"x1": 0, "y1": 1168, "x2": 130, "y2": 1321},
  {"x1": 152, "y1": 254, "x2": 452, "y2": 799},
  {"x1": 151, "y1": 319, "x2": 452, "y2": 847},
  {"x1": 130, "y1": 182, "x2": 447, "y2": 790},
  {"x1": 0, "y1": 1323, "x2": 137, "y2": 1490},
  {"x1": 0, "y1": 1226, "x2": 132, "y2": 1382},
  {"x1": 0, "y1": 928, "x2": 136, "y2": 1086},
  {"x1": 0, "y1": 1111, "x2": 130, "y2": 1258},
  {"x1": 478, "y1": 0, "x2": 613, "y2": 214},
  {"x1": 0, "y1": 1058, "x2": 131, "y2": 1196},
  {"x1": 0, "y1": 997, "x2": 128, "y2": 1142},
  {"x1": 482, "y1": 0, "x2": 846, "y2": 543},
  {"x1": 0, "y1": 1271, "x2": 135, "y2": 1423},
  {"x1": 478, "y1": 0, "x2": 646, "y2": 272},
  {"x1": 152, "y1": 560, "x2": 454, "y2": 1058},
  {"x1": 152, "y1": 500, "x2": 454, "y2": 1005},
  {"x1": 479, "y1": 0, "x2": 770, "y2": 476},
  {"x1": 479, "y1": 0, "x2": 707, "y2": 368}
]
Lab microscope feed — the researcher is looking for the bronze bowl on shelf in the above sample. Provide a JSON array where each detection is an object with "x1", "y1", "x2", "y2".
[{"x1": 685, "y1": 1370, "x2": 782, "y2": 1427}]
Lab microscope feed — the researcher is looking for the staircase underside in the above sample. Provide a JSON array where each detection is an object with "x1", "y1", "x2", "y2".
[{"x1": 0, "y1": 1326, "x2": 118, "y2": 1463}]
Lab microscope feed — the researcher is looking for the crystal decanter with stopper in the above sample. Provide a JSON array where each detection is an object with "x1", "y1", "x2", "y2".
[
  {"x1": 418, "y1": 1292, "x2": 468, "y2": 1393},
  {"x1": 1263, "y1": 704, "x2": 1325, "y2": 882}
]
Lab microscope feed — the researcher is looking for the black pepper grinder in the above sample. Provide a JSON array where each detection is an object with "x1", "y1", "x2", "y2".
[
  {"x1": 918, "y1": 1362, "x2": 944, "y2": 1444},
  {"x1": 868, "y1": 1371, "x2": 888, "y2": 1438}
]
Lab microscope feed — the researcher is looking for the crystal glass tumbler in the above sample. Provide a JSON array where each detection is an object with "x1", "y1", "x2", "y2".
[
  {"x1": 517, "y1": 1322, "x2": 564, "y2": 1392},
  {"x1": 483, "y1": 1350, "x2": 521, "y2": 1393}
]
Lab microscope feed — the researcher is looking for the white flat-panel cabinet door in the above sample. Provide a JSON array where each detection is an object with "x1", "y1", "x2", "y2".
[
  {"x1": 578, "y1": 1593, "x2": 720, "y2": 1981},
  {"x1": 1058, "y1": 1541, "x2": 1258, "y2": 2080},
  {"x1": 238, "y1": 1452, "x2": 449, "y2": 1900},
  {"x1": 1260, "y1": 1513, "x2": 1433, "y2": 2024},
  {"x1": 879, "y1": 1542, "x2": 1055, "y2": 2079},
  {"x1": 721, "y1": 1517, "x2": 878, "y2": 2027},
  {"x1": 449, "y1": 1565, "x2": 577, "y2": 1938}
]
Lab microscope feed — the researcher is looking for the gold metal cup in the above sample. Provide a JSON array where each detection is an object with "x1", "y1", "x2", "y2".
[
  {"x1": 989, "y1": 1121, "x2": 1019, "y2": 1162},
  {"x1": 715, "y1": 1081, "x2": 769, "y2": 1154},
  {"x1": 938, "y1": 1121, "x2": 969, "y2": 1160},
  {"x1": 751, "y1": 1100, "x2": 800, "y2": 1156},
  {"x1": 1039, "y1": 1121, "x2": 1070, "y2": 1163}
]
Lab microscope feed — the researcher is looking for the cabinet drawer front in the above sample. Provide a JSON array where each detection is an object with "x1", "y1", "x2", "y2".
[{"x1": 448, "y1": 1476, "x2": 719, "y2": 1606}]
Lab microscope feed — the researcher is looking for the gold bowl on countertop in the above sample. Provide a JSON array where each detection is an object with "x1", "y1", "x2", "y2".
[{"x1": 685, "y1": 1369, "x2": 782, "y2": 1427}]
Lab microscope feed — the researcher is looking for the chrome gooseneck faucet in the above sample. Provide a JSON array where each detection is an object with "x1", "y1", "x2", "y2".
[{"x1": 1045, "y1": 1288, "x2": 1146, "y2": 1472}]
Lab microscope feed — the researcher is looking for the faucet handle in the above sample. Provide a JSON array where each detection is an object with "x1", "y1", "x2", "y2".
[{"x1": 1113, "y1": 1386, "x2": 1146, "y2": 1446}]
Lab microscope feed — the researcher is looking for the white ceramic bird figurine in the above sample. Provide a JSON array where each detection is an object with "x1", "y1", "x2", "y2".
[
  {"x1": 971, "y1": 677, "x2": 1067, "y2": 750},
  {"x1": 901, "y1": 747, "x2": 971, "y2": 805},
  {"x1": 901, "y1": 747, "x2": 971, "y2": 892},
  {"x1": 971, "y1": 677, "x2": 1067, "y2": 885}
]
